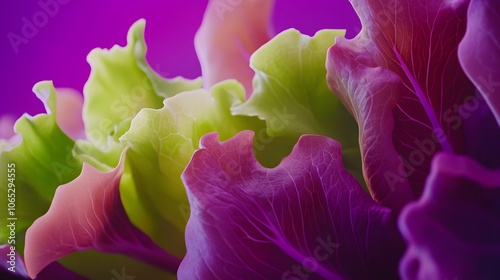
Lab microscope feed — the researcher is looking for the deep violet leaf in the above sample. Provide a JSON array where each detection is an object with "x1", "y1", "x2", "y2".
[
  {"x1": 458, "y1": 0, "x2": 500, "y2": 126},
  {"x1": 327, "y1": 0, "x2": 477, "y2": 209},
  {"x1": 399, "y1": 153, "x2": 500, "y2": 279},
  {"x1": 0, "y1": 269, "x2": 26, "y2": 280},
  {"x1": 460, "y1": 95, "x2": 500, "y2": 168},
  {"x1": 24, "y1": 151, "x2": 180, "y2": 279},
  {"x1": 34, "y1": 262, "x2": 87, "y2": 280},
  {"x1": 195, "y1": 0, "x2": 274, "y2": 97},
  {"x1": 179, "y1": 131, "x2": 404, "y2": 280}
]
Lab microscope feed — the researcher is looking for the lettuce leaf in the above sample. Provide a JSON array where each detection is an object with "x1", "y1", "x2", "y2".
[
  {"x1": 78, "y1": 19, "x2": 201, "y2": 169},
  {"x1": 233, "y1": 28, "x2": 362, "y2": 183},
  {"x1": 461, "y1": 97, "x2": 500, "y2": 168},
  {"x1": 0, "y1": 82, "x2": 83, "y2": 249},
  {"x1": 179, "y1": 131, "x2": 404, "y2": 279},
  {"x1": 458, "y1": 0, "x2": 500, "y2": 127},
  {"x1": 195, "y1": 0, "x2": 274, "y2": 97},
  {"x1": 0, "y1": 19, "x2": 202, "y2": 252},
  {"x1": 326, "y1": 0, "x2": 476, "y2": 209},
  {"x1": 399, "y1": 153, "x2": 500, "y2": 279},
  {"x1": 117, "y1": 27, "x2": 363, "y2": 258},
  {"x1": 54, "y1": 88, "x2": 85, "y2": 140},
  {"x1": 24, "y1": 151, "x2": 178, "y2": 279},
  {"x1": 119, "y1": 80, "x2": 262, "y2": 256}
]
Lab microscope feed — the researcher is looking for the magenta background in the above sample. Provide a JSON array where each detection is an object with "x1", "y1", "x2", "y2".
[{"x1": 0, "y1": 0, "x2": 360, "y2": 120}]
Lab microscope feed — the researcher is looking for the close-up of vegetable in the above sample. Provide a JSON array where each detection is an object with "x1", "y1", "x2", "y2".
[{"x1": 1, "y1": 0, "x2": 499, "y2": 279}]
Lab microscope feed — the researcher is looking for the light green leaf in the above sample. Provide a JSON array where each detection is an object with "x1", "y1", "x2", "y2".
[
  {"x1": 77, "y1": 19, "x2": 202, "y2": 170},
  {"x1": 82, "y1": 19, "x2": 201, "y2": 148},
  {"x1": 232, "y1": 28, "x2": 363, "y2": 185},
  {"x1": 119, "y1": 80, "x2": 262, "y2": 256},
  {"x1": 0, "y1": 81, "x2": 83, "y2": 249}
]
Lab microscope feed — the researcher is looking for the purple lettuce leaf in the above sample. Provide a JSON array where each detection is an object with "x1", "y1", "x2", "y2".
[
  {"x1": 0, "y1": 269, "x2": 26, "y2": 280},
  {"x1": 179, "y1": 131, "x2": 404, "y2": 279},
  {"x1": 327, "y1": 0, "x2": 476, "y2": 209},
  {"x1": 34, "y1": 262, "x2": 88, "y2": 280},
  {"x1": 458, "y1": 0, "x2": 500, "y2": 127},
  {"x1": 24, "y1": 151, "x2": 179, "y2": 279},
  {"x1": 399, "y1": 153, "x2": 500, "y2": 279},
  {"x1": 460, "y1": 96, "x2": 500, "y2": 168}
]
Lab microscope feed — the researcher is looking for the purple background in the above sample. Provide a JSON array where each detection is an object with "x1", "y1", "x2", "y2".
[{"x1": 0, "y1": 0, "x2": 360, "y2": 121}]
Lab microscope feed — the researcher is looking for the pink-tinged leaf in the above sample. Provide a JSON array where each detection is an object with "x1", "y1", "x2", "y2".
[
  {"x1": 399, "y1": 153, "x2": 500, "y2": 279},
  {"x1": 458, "y1": 0, "x2": 500, "y2": 126},
  {"x1": 179, "y1": 131, "x2": 404, "y2": 279},
  {"x1": 0, "y1": 116, "x2": 20, "y2": 152},
  {"x1": 24, "y1": 151, "x2": 180, "y2": 279},
  {"x1": 327, "y1": 0, "x2": 477, "y2": 208},
  {"x1": 195, "y1": 0, "x2": 274, "y2": 97},
  {"x1": 55, "y1": 88, "x2": 85, "y2": 141},
  {"x1": 0, "y1": 116, "x2": 16, "y2": 140}
]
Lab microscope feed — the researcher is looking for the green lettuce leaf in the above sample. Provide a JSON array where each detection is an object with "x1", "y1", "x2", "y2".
[
  {"x1": 119, "y1": 80, "x2": 262, "y2": 256},
  {"x1": 232, "y1": 28, "x2": 362, "y2": 183},
  {"x1": 78, "y1": 19, "x2": 202, "y2": 169},
  {"x1": 118, "y1": 29, "x2": 365, "y2": 256},
  {"x1": 0, "y1": 18, "x2": 202, "y2": 264},
  {"x1": 0, "y1": 81, "x2": 83, "y2": 250}
]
